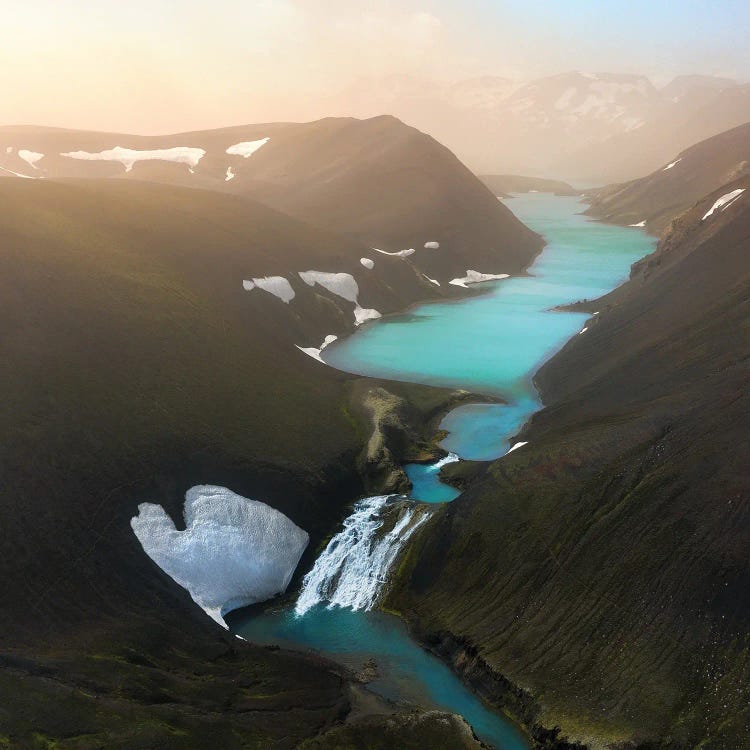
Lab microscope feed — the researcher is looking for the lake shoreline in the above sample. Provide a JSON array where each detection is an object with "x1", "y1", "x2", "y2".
[
  {"x1": 233, "y1": 194, "x2": 656, "y2": 749},
  {"x1": 381, "y1": 195, "x2": 657, "y2": 747}
]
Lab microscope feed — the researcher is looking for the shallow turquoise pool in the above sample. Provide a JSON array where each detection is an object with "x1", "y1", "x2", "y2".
[{"x1": 234, "y1": 195, "x2": 655, "y2": 747}]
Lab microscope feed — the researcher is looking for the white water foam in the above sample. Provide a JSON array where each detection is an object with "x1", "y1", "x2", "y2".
[
  {"x1": 433, "y1": 452, "x2": 460, "y2": 469},
  {"x1": 294, "y1": 495, "x2": 426, "y2": 616}
]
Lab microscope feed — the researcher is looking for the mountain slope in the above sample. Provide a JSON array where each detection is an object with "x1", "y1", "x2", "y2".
[
  {"x1": 586, "y1": 120, "x2": 750, "y2": 232},
  {"x1": 316, "y1": 72, "x2": 745, "y2": 182},
  {"x1": 0, "y1": 116, "x2": 543, "y2": 280},
  {"x1": 0, "y1": 178, "x2": 504, "y2": 748},
  {"x1": 388, "y1": 178, "x2": 750, "y2": 747},
  {"x1": 324, "y1": 72, "x2": 664, "y2": 178},
  {"x1": 564, "y1": 82, "x2": 750, "y2": 183}
]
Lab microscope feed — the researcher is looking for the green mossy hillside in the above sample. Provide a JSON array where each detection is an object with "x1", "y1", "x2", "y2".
[
  {"x1": 0, "y1": 178, "x2": 514, "y2": 748},
  {"x1": 388, "y1": 173, "x2": 750, "y2": 748}
]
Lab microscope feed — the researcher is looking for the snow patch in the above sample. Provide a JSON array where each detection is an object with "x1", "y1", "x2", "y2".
[
  {"x1": 225, "y1": 166, "x2": 235, "y2": 182},
  {"x1": 623, "y1": 117, "x2": 645, "y2": 132},
  {"x1": 131, "y1": 485, "x2": 309, "y2": 627},
  {"x1": 299, "y1": 270, "x2": 379, "y2": 325},
  {"x1": 354, "y1": 305, "x2": 382, "y2": 325},
  {"x1": 422, "y1": 273, "x2": 440, "y2": 286},
  {"x1": 296, "y1": 334, "x2": 338, "y2": 363},
  {"x1": 299, "y1": 271, "x2": 359, "y2": 303},
  {"x1": 360, "y1": 257, "x2": 375, "y2": 270},
  {"x1": 554, "y1": 87, "x2": 578, "y2": 111},
  {"x1": 373, "y1": 247, "x2": 416, "y2": 259},
  {"x1": 18, "y1": 149, "x2": 43, "y2": 169},
  {"x1": 506, "y1": 441, "x2": 528, "y2": 455},
  {"x1": 61, "y1": 146, "x2": 206, "y2": 172},
  {"x1": 579, "y1": 326, "x2": 588, "y2": 334},
  {"x1": 226, "y1": 138, "x2": 269, "y2": 158},
  {"x1": 424, "y1": 241, "x2": 440, "y2": 249},
  {"x1": 663, "y1": 158, "x2": 681, "y2": 171},
  {"x1": 629, "y1": 220, "x2": 646, "y2": 227},
  {"x1": 244, "y1": 276, "x2": 295, "y2": 303},
  {"x1": 0, "y1": 165, "x2": 35, "y2": 179},
  {"x1": 701, "y1": 189, "x2": 745, "y2": 221},
  {"x1": 449, "y1": 270, "x2": 510, "y2": 288}
]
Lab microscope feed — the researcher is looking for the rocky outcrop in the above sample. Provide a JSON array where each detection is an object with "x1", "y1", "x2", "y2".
[{"x1": 357, "y1": 387, "x2": 414, "y2": 493}]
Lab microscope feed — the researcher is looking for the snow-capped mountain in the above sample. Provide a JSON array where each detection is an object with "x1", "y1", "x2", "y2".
[
  {"x1": 443, "y1": 76, "x2": 520, "y2": 111},
  {"x1": 500, "y1": 72, "x2": 659, "y2": 134},
  {"x1": 318, "y1": 72, "x2": 749, "y2": 182}
]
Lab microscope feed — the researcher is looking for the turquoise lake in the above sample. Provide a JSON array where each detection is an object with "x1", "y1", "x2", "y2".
[
  {"x1": 326, "y1": 193, "x2": 655, "y2": 467},
  {"x1": 233, "y1": 195, "x2": 656, "y2": 748}
]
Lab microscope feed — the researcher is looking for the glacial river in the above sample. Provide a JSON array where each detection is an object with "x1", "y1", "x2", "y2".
[{"x1": 232, "y1": 194, "x2": 655, "y2": 748}]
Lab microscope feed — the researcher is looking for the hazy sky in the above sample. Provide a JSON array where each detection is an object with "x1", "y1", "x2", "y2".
[{"x1": 3, "y1": 0, "x2": 749, "y2": 133}]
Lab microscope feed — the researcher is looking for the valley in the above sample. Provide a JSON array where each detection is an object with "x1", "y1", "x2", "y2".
[
  {"x1": 1, "y1": 87, "x2": 748, "y2": 750},
  {"x1": 226, "y1": 193, "x2": 655, "y2": 749},
  {"x1": 388, "y1": 168, "x2": 750, "y2": 747},
  {"x1": 0, "y1": 120, "x2": 544, "y2": 748}
]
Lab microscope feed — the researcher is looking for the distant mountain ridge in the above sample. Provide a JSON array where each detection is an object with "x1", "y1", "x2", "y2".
[{"x1": 316, "y1": 71, "x2": 748, "y2": 182}]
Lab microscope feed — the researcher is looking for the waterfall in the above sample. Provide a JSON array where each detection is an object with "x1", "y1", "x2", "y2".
[
  {"x1": 432, "y1": 452, "x2": 460, "y2": 470},
  {"x1": 294, "y1": 495, "x2": 426, "y2": 616}
]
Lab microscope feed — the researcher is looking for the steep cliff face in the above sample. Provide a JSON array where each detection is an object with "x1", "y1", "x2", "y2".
[{"x1": 389, "y1": 176, "x2": 750, "y2": 748}]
